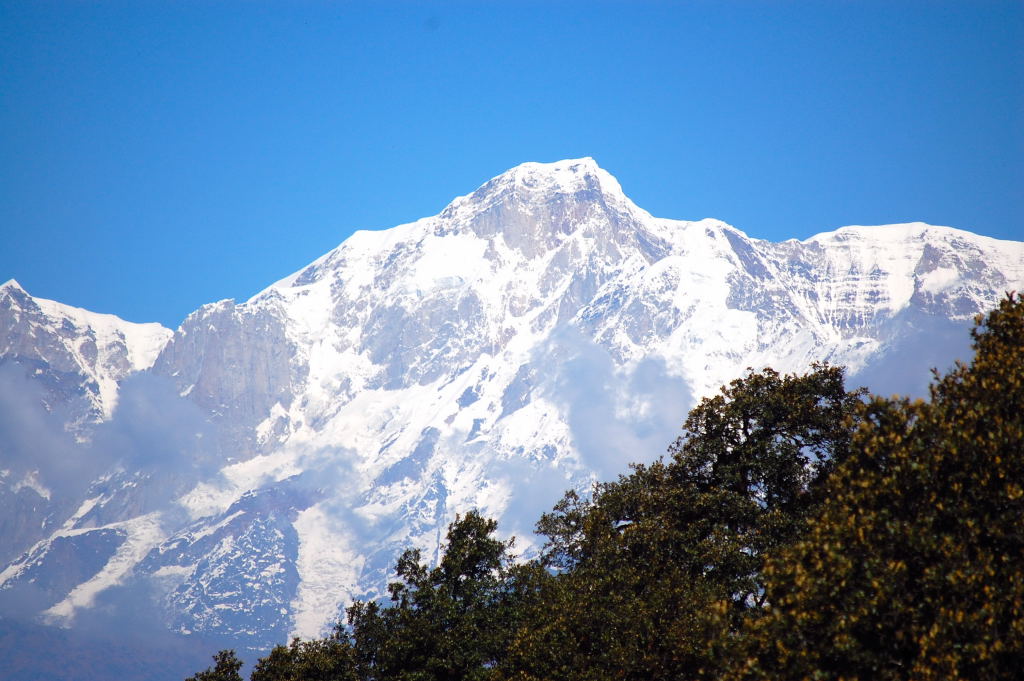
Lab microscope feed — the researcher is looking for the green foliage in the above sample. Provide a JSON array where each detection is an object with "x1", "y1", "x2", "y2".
[
  {"x1": 503, "y1": 364, "x2": 865, "y2": 681},
  {"x1": 732, "y1": 294, "x2": 1024, "y2": 681},
  {"x1": 186, "y1": 650, "x2": 244, "y2": 681},
  {"x1": 346, "y1": 510, "x2": 524, "y2": 681},
  {"x1": 250, "y1": 635, "x2": 357, "y2": 681}
]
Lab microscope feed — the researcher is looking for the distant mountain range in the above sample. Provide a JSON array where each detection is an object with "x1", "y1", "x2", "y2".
[{"x1": 2, "y1": 158, "x2": 1022, "y2": 677}]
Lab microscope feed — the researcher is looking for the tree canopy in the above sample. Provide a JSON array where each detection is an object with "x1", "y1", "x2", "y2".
[
  {"x1": 731, "y1": 293, "x2": 1024, "y2": 681},
  {"x1": 504, "y1": 363, "x2": 865, "y2": 681},
  {"x1": 346, "y1": 510, "x2": 527, "y2": 681},
  {"x1": 186, "y1": 650, "x2": 244, "y2": 681}
]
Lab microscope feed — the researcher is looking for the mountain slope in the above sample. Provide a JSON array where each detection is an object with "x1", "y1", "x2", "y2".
[{"x1": 0, "y1": 281, "x2": 172, "y2": 571}]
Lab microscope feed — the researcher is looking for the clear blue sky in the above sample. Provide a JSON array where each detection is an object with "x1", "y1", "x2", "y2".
[{"x1": 2, "y1": 0, "x2": 1021, "y2": 328}]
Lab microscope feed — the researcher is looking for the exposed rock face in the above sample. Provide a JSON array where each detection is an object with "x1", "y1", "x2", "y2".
[
  {"x1": 152, "y1": 298, "x2": 304, "y2": 460},
  {"x1": 1, "y1": 158, "x2": 1022, "y2": 655}
]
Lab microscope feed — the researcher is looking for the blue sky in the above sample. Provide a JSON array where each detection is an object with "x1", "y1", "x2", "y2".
[{"x1": 2, "y1": 0, "x2": 1021, "y2": 328}]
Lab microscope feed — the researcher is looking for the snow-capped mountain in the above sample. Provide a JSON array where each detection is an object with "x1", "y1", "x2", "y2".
[{"x1": 2, "y1": 158, "x2": 1022, "y2": 660}]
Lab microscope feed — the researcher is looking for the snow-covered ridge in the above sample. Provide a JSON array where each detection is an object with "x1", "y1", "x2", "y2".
[
  {"x1": 32, "y1": 295, "x2": 172, "y2": 373},
  {"x1": 802, "y1": 221, "x2": 1024, "y2": 323},
  {"x1": 0, "y1": 279, "x2": 172, "y2": 418},
  {"x1": 2, "y1": 279, "x2": 172, "y2": 372}
]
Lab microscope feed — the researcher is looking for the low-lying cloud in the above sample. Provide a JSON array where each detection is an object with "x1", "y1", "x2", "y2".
[{"x1": 540, "y1": 325, "x2": 693, "y2": 481}]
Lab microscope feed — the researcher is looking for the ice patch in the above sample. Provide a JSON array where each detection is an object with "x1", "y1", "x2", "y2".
[
  {"x1": 290, "y1": 504, "x2": 362, "y2": 639},
  {"x1": 408, "y1": 233, "x2": 490, "y2": 294},
  {"x1": 42, "y1": 512, "x2": 167, "y2": 624}
]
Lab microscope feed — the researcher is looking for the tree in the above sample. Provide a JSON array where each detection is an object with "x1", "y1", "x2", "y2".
[
  {"x1": 733, "y1": 294, "x2": 1024, "y2": 681},
  {"x1": 346, "y1": 510, "x2": 524, "y2": 681},
  {"x1": 249, "y1": 634, "x2": 357, "y2": 681},
  {"x1": 186, "y1": 650, "x2": 244, "y2": 681},
  {"x1": 503, "y1": 364, "x2": 865, "y2": 681}
]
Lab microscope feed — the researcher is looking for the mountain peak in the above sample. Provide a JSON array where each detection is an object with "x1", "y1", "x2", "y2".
[
  {"x1": 507, "y1": 156, "x2": 601, "y2": 175},
  {"x1": 434, "y1": 157, "x2": 639, "y2": 241},
  {"x1": 0, "y1": 279, "x2": 33, "y2": 309},
  {"x1": 492, "y1": 156, "x2": 624, "y2": 199},
  {"x1": 1, "y1": 278, "x2": 26, "y2": 293},
  {"x1": 448, "y1": 157, "x2": 628, "y2": 209}
]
